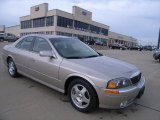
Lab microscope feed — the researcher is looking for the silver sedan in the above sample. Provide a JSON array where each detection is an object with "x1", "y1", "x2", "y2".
[{"x1": 2, "y1": 34, "x2": 145, "y2": 112}]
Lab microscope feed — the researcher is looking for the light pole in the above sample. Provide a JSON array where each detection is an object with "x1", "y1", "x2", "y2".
[{"x1": 157, "y1": 28, "x2": 160, "y2": 49}]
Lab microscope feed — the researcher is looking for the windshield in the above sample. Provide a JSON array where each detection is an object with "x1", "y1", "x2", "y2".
[{"x1": 49, "y1": 38, "x2": 99, "y2": 59}]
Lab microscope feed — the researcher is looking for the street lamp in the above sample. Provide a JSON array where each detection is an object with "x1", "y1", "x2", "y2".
[{"x1": 157, "y1": 28, "x2": 160, "y2": 49}]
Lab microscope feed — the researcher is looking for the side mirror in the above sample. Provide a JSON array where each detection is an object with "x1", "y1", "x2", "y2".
[{"x1": 39, "y1": 51, "x2": 55, "y2": 58}]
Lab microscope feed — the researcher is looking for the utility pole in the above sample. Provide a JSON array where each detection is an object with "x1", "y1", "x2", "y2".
[{"x1": 157, "y1": 28, "x2": 160, "y2": 49}]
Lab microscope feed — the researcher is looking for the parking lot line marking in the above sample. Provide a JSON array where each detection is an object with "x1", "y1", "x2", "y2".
[{"x1": 135, "y1": 103, "x2": 160, "y2": 113}]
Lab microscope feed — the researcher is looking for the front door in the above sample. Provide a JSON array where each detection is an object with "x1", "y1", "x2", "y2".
[{"x1": 27, "y1": 36, "x2": 61, "y2": 87}]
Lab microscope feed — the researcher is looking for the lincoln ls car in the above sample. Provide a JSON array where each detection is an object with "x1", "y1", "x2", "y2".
[{"x1": 2, "y1": 34, "x2": 145, "y2": 112}]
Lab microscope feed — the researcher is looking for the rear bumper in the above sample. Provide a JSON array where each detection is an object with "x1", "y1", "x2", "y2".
[{"x1": 97, "y1": 76, "x2": 145, "y2": 109}]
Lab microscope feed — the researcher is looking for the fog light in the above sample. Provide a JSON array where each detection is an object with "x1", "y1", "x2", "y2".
[{"x1": 120, "y1": 101, "x2": 128, "y2": 108}]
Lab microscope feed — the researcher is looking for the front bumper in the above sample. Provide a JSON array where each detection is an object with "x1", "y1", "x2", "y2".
[{"x1": 97, "y1": 76, "x2": 145, "y2": 109}]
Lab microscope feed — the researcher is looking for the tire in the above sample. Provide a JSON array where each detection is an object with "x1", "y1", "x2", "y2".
[
  {"x1": 68, "y1": 79, "x2": 98, "y2": 113},
  {"x1": 8, "y1": 58, "x2": 18, "y2": 77}
]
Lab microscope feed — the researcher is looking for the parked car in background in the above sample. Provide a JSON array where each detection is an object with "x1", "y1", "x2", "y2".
[
  {"x1": 86, "y1": 39, "x2": 95, "y2": 45},
  {"x1": 130, "y1": 45, "x2": 143, "y2": 51},
  {"x1": 95, "y1": 39, "x2": 103, "y2": 46},
  {"x1": 2, "y1": 34, "x2": 145, "y2": 113},
  {"x1": 95, "y1": 39, "x2": 107, "y2": 46},
  {"x1": 0, "y1": 33, "x2": 19, "y2": 42},
  {"x1": 143, "y1": 45, "x2": 152, "y2": 51},
  {"x1": 152, "y1": 46, "x2": 157, "y2": 50},
  {"x1": 122, "y1": 45, "x2": 130, "y2": 49},
  {"x1": 109, "y1": 43, "x2": 127, "y2": 50},
  {"x1": 0, "y1": 33, "x2": 4, "y2": 42},
  {"x1": 153, "y1": 49, "x2": 160, "y2": 62}
]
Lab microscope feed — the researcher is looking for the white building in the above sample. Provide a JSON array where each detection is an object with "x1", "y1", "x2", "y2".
[
  {"x1": 20, "y1": 3, "x2": 109, "y2": 43},
  {"x1": 1, "y1": 3, "x2": 137, "y2": 46}
]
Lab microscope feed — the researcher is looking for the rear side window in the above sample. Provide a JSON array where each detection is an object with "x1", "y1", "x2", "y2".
[
  {"x1": 16, "y1": 36, "x2": 34, "y2": 51},
  {"x1": 32, "y1": 37, "x2": 52, "y2": 53}
]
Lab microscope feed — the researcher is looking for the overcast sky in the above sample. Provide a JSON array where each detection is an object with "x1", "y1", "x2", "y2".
[{"x1": 0, "y1": 0, "x2": 160, "y2": 45}]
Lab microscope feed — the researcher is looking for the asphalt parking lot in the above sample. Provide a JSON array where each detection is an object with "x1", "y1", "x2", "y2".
[{"x1": 0, "y1": 42, "x2": 160, "y2": 120}]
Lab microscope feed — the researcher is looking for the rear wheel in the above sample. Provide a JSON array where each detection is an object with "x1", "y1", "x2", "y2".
[
  {"x1": 68, "y1": 79, "x2": 98, "y2": 113},
  {"x1": 8, "y1": 58, "x2": 18, "y2": 77}
]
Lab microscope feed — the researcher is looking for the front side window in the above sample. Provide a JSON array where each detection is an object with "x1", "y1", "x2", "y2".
[
  {"x1": 49, "y1": 38, "x2": 99, "y2": 59},
  {"x1": 15, "y1": 36, "x2": 34, "y2": 51},
  {"x1": 33, "y1": 37, "x2": 52, "y2": 53}
]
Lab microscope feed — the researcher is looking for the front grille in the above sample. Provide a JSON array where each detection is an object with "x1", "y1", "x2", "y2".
[{"x1": 130, "y1": 73, "x2": 141, "y2": 84}]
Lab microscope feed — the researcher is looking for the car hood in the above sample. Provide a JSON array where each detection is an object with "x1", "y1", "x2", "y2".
[{"x1": 65, "y1": 56, "x2": 138, "y2": 80}]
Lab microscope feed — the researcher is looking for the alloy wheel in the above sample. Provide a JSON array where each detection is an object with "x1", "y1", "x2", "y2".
[
  {"x1": 71, "y1": 84, "x2": 90, "y2": 109},
  {"x1": 8, "y1": 61, "x2": 16, "y2": 76}
]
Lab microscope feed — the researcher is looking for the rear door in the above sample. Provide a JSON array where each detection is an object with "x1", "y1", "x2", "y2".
[{"x1": 14, "y1": 36, "x2": 35, "y2": 74}]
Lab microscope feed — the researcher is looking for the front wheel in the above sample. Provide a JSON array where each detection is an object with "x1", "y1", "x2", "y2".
[
  {"x1": 68, "y1": 79, "x2": 98, "y2": 113},
  {"x1": 8, "y1": 58, "x2": 18, "y2": 77}
]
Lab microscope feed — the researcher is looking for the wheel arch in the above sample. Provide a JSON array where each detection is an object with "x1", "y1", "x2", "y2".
[
  {"x1": 64, "y1": 75, "x2": 99, "y2": 106},
  {"x1": 6, "y1": 54, "x2": 17, "y2": 66},
  {"x1": 6, "y1": 55, "x2": 14, "y2": 65}
]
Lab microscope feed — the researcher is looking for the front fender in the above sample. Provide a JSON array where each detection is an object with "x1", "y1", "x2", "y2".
[{"x1": 60, "y1": 72, "x2": 97, "y2": 93}]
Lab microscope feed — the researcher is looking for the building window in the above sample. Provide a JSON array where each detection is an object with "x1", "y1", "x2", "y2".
[
  {"x1": 33, "y1": 18, "x2": 45, "y2": 28},
  {"x1": 46, "y1": 31, "x2": 54, "y2": 35},
  {"x1": 46, "y1": 16, "x2": 54, "y2": 26},
  {"x1": 90, "y1": 25, "x2": 100, "y2": 34},
  {"x1": 57, "y1": 16, "x2": 73, "y2": 28},
  {"x1": 21, "y1": 20, "x2": 32, "y2": 29},
  {"x1": 56, "y1": 31, "x2": 72, "y2": 37},
  {"x1": 74, "y1": 20, "x2": 89, "y2": 31},
  {"x1": 101, "y1": 28, "x2": 108, "y2": 36}
]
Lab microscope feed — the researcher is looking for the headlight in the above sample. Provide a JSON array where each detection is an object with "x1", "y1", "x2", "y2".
[{"x1": 107, "y1": 77, "x2": 132, "y2": 89}]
